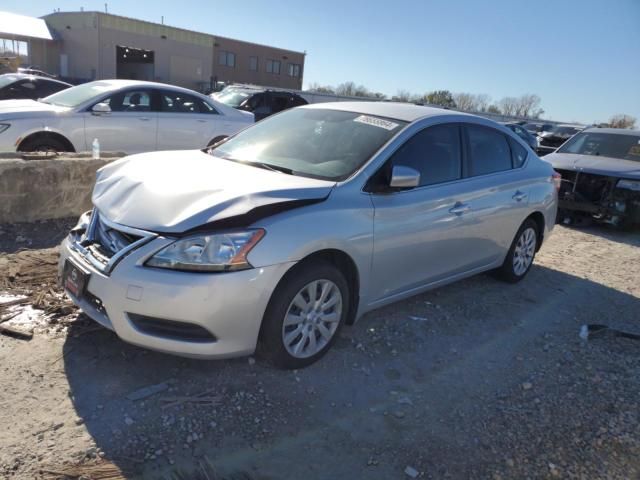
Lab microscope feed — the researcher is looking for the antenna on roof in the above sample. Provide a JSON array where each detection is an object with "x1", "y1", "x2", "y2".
[
  {"x1": 161, "y1": 16, "x2": 164, "y2": 24},
  {"x1": 104, "y1": 3, "x2": 108, "y2": 13}
]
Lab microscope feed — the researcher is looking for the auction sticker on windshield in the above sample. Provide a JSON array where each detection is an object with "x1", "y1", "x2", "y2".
[{"x1": 354, "y1": 115, "x2": 400, "y2": 130}]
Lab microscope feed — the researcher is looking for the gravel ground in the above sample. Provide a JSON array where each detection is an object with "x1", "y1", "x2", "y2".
[{"x1": 0, "y1": 224, "x2": 639, "y2": 479}]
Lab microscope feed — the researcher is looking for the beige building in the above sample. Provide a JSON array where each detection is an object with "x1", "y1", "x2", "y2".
[{"x1": 38, "y1": 11, "x2": 305, "y2": 92}]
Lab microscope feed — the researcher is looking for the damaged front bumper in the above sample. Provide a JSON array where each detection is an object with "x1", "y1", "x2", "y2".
[
  {"x1": 58, "y1": 212, "x2": 295, "y2": 359},
  {"x1": 556, "y1": 169, "x2": 640, "y2": 227}
]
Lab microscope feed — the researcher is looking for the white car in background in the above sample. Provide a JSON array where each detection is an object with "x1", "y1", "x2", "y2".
[{"x1": 0, "y1": 80, "x2": 253, "y2": 153}]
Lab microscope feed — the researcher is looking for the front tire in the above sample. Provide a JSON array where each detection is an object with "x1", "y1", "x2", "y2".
[
  {"x1": 19, "y1": 135, "x2": 67, "y2": 153},
  {"x1": 258, "y1": 260, "x2": 349, "y2": 369},
  {"x1": 496, "y1": 219, "x2": 539, "y2": 283}
]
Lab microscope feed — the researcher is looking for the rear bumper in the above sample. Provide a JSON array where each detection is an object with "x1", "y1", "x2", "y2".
[{"x1": 59, "y1": 236, "x2": 295, "y2": 359}]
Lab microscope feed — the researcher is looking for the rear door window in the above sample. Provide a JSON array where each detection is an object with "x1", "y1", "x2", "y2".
[
  {"x1": 271, "y1": 93, "x2": 290, "y2": 113},
  {"x1": 466, "y1": 125, "x2": 513, "y2": 176},
  {"x1": 160, "y1": 90, "x2": 215, "y2": 114}
]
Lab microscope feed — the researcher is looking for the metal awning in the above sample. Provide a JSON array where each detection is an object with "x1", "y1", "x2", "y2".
[{"x1": 0, "y1": 11, "x2": 53, "y2": 40}]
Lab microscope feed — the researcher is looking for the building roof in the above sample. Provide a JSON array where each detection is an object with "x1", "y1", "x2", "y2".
[
  {"x1": 43, "y1": 11, "x2": 305, "y2": 55},
  {"x1": 304, "y1": 101, "x2": 474, "y2": 123},
  {"x1": 0, "y1": 11, "x2": 53, "y2": 40}
]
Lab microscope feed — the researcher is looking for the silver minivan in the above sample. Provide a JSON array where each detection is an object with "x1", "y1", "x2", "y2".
[{"x1": 59, "y1": 102, "x2": 558, "y2": 368}]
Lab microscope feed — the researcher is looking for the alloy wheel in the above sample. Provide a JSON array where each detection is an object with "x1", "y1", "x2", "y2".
[
  {"x1": 513, "y1": 227, "x2": 537, "y2": 276},
  {"x1": 282, "y1": 279, "x2": 343, "y2": 359}
]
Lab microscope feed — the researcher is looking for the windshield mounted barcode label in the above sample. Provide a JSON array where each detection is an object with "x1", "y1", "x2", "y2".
[{"x1": 353, "y1": 115, "x2": 399, "y2": 130}]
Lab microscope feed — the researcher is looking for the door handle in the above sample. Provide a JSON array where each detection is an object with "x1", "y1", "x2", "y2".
[
  {"x1": 197, "y1": 119, "x2": 207, "y2": 123},
  {"x1": 449, "y1": 202, "x2": 471, "y2": 216},
  {"x1": 512, "y1": 191, "x2": 528, "y2": 202},
  {"x1": 139, "y1": 117, "x2": 151, "y2": 121}
]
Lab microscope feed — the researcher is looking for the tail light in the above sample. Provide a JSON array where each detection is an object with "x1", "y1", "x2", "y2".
[{"x1": 552, "y1": 171, "x2": 562, "y2": 191}]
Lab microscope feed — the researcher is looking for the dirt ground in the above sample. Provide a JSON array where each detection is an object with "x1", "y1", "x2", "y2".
[{"x1": 0, "y1": 223, "x2": 639, "y2": 479}]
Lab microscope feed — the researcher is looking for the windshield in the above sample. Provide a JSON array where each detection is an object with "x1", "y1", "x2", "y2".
[
  {"x1": 557, "y1": 132, "x2": 640, "y2": 161},
  {"x1": 40, "y1": 81, "x2": 117, "y2": 107},
  {"x1": 214, "y1": 90, "x2": 254, "y2": 108},
  {"x1": 0, "y1": 75, "x2": 20, "y2": 89},
  {"x1": 210, "y1": 108, "x2": 407, "y2": 181}
]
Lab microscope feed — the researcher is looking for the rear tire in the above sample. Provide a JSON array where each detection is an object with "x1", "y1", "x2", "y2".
[
  {"x1": 19, "y1": 135, "x2": 67, "y2": 153},
  {"x1": 258, "y1": 260, "x2": 349, "y2": 369},
  {"x1": 496, "y1": 219, "x2": 539, "y2": 283}
]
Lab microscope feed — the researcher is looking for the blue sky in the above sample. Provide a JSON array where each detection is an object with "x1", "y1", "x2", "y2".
[{"x1": 4, "y1": 0, "x2": 639, "y2": 123}]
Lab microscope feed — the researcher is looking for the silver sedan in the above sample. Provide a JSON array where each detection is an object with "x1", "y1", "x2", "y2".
[{"x1": 59, "y1": 102, "x2": 558, "y2": 368}]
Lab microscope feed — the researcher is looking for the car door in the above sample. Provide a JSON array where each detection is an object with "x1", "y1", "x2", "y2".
[
  {"x1": 458, "y1": 124, "x2": 531, "y2": 266},
  {"x1": 369, "y1": 123, "x2": 480, "y2": 301},
  {"x1": 156, "y1": 89, "x2": 220, "y2": 150},
  {"x1": 83, "y1": 88, "x2": 157, "y2": 153}
]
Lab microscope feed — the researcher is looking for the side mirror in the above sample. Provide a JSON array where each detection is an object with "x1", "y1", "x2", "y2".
[
  {"x1": 389, "y1": 165, "x2": 420, "y2": 189},
  {"x1": 92, "y1": 102, "x2": 111, "y2": 115}
]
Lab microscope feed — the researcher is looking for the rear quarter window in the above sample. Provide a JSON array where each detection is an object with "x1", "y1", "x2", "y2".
[{"x1": 509, "y1": 138, "x2": 528, "y2": 168}]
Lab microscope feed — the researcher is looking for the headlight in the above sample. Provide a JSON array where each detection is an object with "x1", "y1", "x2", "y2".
[
  {"x1": 0, "y1": 123, "x2": 10, "y2": 134},
  {"x1": 617, "y1": 179, "x2": 640, "y2": 191},
  {"x1": 146, "y1": 229, "x2": 265, "y2": 272}
]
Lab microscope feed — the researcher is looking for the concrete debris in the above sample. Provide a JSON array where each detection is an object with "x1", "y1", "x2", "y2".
[{"x1": 404, "y1": 465, "x2": 420, "y2": 478}]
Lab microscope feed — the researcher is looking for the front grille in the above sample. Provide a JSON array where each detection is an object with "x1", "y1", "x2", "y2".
[
  {"x1": 89, "y1": 213, "x2": 142, "y2": 259},
  {"x1": 128, "y1": 314, "x2": 218, "y2": 343},
  {"x1": 70, "y1": 210, "x2": 155, "y2": 274}
]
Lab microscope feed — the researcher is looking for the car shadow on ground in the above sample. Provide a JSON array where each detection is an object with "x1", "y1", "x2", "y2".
[{"x1": 59, "y1": 259, "x2": 640, "y2": 479}]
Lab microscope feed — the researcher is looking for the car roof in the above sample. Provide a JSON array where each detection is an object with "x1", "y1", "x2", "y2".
[
  {"x1": 0, "y1": 73, "x2": 71, "y2": 85},
  {"x1": 582, "y1": 127, "x2": 640, "y2": 135},
  {"x1": 86, "y1": 79, "x2": 207, "y2": 96},
  {"x1": 302, "y1": 101, "x2": 474, "y2": 123}
]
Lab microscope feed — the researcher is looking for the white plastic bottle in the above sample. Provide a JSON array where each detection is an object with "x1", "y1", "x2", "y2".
[{"x1": 92, "y1": 138, "x2": 100, "y2": 160}]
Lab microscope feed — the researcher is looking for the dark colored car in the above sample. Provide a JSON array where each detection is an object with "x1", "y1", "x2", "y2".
[
  {"x1": 503, "y1": 122, "x2": 538, "y2": 150},
  {"x1": 523, "y1": 122, "x2": 555, "y2": 134},
  {"x1": 213, "y1": 86, "x2": 308, "y2": 121},
  {"x1": 536, "y1": 124, "x2": 583, "y2": 156},
  {"x1": 0, "y1": 73, "x2": 71, "y2": 101},
  {"x1": 543, "y1": 128, "x2": 640, "y2": 228}
]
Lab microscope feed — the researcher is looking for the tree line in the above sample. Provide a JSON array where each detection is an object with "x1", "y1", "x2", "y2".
[{"x1": 306, "y1": 81, "x2": 636, "y2": 127}]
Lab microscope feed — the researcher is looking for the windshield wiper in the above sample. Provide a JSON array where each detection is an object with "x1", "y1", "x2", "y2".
[
  {"x1": 213, "y1": 154, "x2": 295, "y2": 175},
  {"x1": 244, "y1": 161, "x2": 295, "y2": 175}
]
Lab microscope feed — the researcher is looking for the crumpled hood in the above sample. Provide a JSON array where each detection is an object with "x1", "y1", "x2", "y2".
[
  {"x1": 544, "y1": 153, "x2": 640, "y2": 179},
  {"x1": 92, "y1": 150, "x2": 336, "y2": 233},
  {"x1": 0, "y1": 99, "x2": 69, "y2": 119}
]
